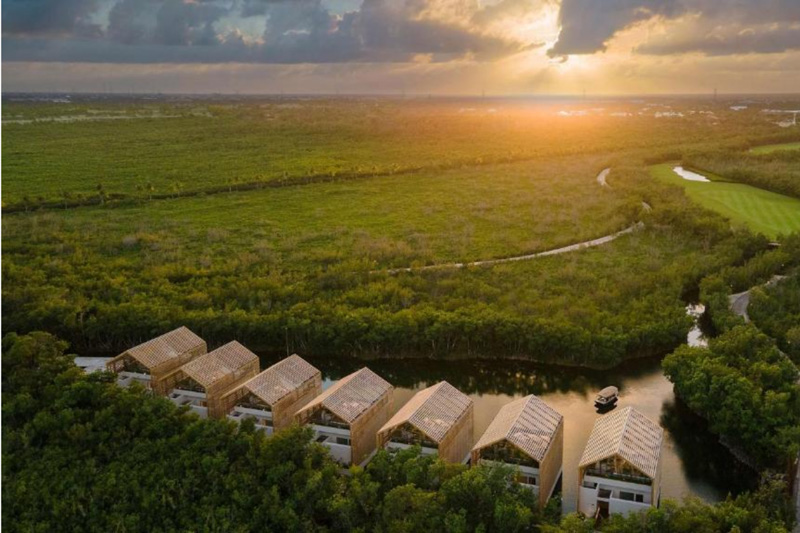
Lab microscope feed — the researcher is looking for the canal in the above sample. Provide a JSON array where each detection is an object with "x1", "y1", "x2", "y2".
[{"x1": 259, "y1": 346, "x2": 755, "y2": 513}]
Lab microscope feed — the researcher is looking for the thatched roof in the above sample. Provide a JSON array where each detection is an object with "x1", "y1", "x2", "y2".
[
  {"x1": 122, "y1": 326, "x2": 205, "y2": 369},
  {"x1": 181, "y1": 341, "x2": 258, "y2": 389},
  {"x1": 472, "y1": 394, "x2": 562, "y2": 462},
  {"x1": 579, "y1": 407, "x2": 663, "y2": 480},
  {"x1": 242, "y1": 354, "x2": 320, "y2": 406},
  {"x1": 379, "y1": 381, "x2": 472, "y2": 444},
  {"x1": 298, "y1": 367, "x2": 392, "y2": 424}
]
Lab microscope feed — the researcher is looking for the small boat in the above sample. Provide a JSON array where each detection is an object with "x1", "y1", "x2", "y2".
[{"x1": 594, "y1": 386, "x2": 619, "y2": 409}]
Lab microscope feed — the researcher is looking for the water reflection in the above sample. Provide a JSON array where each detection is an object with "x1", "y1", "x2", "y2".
[
  {"x1": 259, "y1": 352, "x2": 754, "y2": 512},
  {"x1": 686, "y1": 303, "x2": 709, "y2": 347}
]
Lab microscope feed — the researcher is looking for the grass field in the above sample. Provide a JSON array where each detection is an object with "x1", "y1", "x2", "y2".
[
  {"x1": 650, "y1": 164, "x2": 800, "y2": 238},
  {"x1": 749, "y1": 141, "x2": 800, "y2": 154},
  {"x1": 3, "y1": 151, "x2": 753, "y2": 366},
  {"x1": 1, "y1": 99, "x2": 785, "y2": 208},
  {"x1": 3, "y1": 156, "x2": 634, "y2": 268},
  {"x1": 4, "y1": 97, "x2": 796, "y2": 366}
]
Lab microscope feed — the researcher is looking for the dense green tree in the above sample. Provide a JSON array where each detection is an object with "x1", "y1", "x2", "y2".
[
  {"x1": 2, "y1": 332, "x2": 542, "y2": 532},
  {"x1": 663, "y1": 325, "x2": 800, "y2": 469}
]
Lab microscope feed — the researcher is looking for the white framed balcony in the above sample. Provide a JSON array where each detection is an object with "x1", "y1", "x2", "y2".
[
  {"x1": 169, "y1": 389, "x2": 208, "y2": 418},
  {"x1": 227, "y1": 406, "x2": 275, "y2": 435},
  {"x1": 385, "y1": 440, "x2": 438, "y2": 457},
  {"x1": 311, "y1": 424, "x2": 353, "y2": 465},
  {"x1": 118, "y1": 371, "x2": 151, "y2": 389},
  {"x1": 579, "y1": 474, "x2": 652, "y2": 517}
]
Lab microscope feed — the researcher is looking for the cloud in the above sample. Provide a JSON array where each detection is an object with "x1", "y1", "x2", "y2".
[
  {"x1": 548, "y1": 0, "x2": 681, "y2": 56},
  {"x1": 637, "y1": 22, "x2": 800, "y2": 56},
  {"x1": 2, "y1": 0, "x2": 533, "y2": 63},
  {"x1": 548, "y1": 0, "x2": 800, "y2": 57},
  {"x1": 2, "y1": 0, "x2": 104, "y2": 37},
  {"x1": 106, "y1": 0, "x2": 229, "y2": 47}
]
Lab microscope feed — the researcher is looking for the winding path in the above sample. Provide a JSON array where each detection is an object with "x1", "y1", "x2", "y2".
[
  {"x1": 728, "y1": 275, "x2": 787, "y2": 323},
  {"x1": 382, "y1": 222, "x2": 645, "y2": 274}
]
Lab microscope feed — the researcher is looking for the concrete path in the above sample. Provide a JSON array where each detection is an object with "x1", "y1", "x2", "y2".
[
  {"x1": 729, "y1": 291, "x2": 752, "y2": 322},
  {"x1": 728, "y1": 275, "x2": 787, "y2": 323},
  {"x1": 382, "y1": 222, "x2": 644, "y2": 274}
]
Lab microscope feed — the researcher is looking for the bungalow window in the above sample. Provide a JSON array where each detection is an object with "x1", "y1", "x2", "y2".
[
  {"x1": 310, "y1": 409, "x2": 349, "y2": 430},
  {"x1": 388, "y1": 424, "x2": 438, "y2": 449},
  {"x1": 121, "y1": 357, "x2": 150, "y2": 375},
  {"x1": 175, "y1": 378, "x2": 205, "y2": 394}
]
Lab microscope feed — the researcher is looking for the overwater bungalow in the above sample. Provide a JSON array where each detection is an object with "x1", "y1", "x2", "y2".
[
  {"x1": 295, "y1": 367, "x2": 393, "y2": 467},
  {"x1": 377, "y1": 381, "x2": 474, "y2": 464},
  {"x1": 165, "y1": 341, "x2": 260, "y2": 419},
  {"x1": 471, "y1": 394, "x2": 563, "y2": 507},
  {"x1": 578, "y1": 407, "x2": 663, "y2": 519},
  {"x1": 105, "y1": 326, "x2": 207, "y2": 394},
  {"x1": 227, "y1": 354, "x2": 322, "y2": 434}
]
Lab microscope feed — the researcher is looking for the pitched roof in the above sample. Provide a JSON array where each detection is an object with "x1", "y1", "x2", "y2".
[
  {"x1": 123, "y1": 326, "x2": 205, "y2": 369},
  {"x1": 298, "y1": 367, "x2": 392, "y2": 424},
  {"x1": 181, "y1": 341, "x2": 258, "y2": 389},
  {"x1": 379, "y1": 381, "x2": 472, "y2": 444},
  {"x1": 243, "y1": 354, "x2": 320, "y2": 406},
  {"x1": 472, "y1": 394, "x2": 562, "y2": 462},
  {"x1": 578, "y1": 407, "x2": 663, "y2": 479}
]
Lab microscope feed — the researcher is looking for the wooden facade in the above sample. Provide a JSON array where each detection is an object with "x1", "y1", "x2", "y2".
[
  {"x1": 377, "y1": 381, "x2": 474, "y2": 464},
  {"x1": 471, "y1": 394, "x2": 564, "y2": 507},
  {"x1": 105, "y1": 326, "x2": 207, "y2": 395},
  {"x1": 165, "y1": 341, "x2": 260, "y2": 419},
  {"x1": 295, "y1": 368, "x2": 393, "y2": 466},
  {"x1": 227, "y1": 354, "x2": 322, "y2": 432},
  {"x1": 577, "y1": 407, "x2": 663, "y2": 517}
]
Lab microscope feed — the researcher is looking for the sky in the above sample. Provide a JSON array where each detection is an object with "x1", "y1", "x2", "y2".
[{"x1": 2, "y1": 0, "x2": 800, "y2": 95}]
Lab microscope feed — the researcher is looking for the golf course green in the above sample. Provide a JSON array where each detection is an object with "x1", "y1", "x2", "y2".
[
  {"x1": 749, "y1": 141, "x2": 800, "y2": 154},
  {"x1": 650, "y1": 163, "x2": 800, "y2": 238}
]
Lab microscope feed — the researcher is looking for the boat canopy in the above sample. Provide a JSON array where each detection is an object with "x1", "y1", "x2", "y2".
[{"x1": 597, "y1": 386, "x2": 618, "y2": 399}]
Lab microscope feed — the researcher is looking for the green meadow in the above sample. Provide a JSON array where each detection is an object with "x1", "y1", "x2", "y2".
[
  {"x1": 2, "y1": 156, "x2": 633, "y2": 268},
  {"x1": 1, "y1": 99, "x2": 789, "y2": 209},
  {"x1": 3, "y1": 98, "x2": 799, "y2": 367},
  {"x1": 650, "y1": 164, "x2": 800, "y2": 239},
  {"x1": 749, "y1": 141, "x2": 800, "y2": 154}
]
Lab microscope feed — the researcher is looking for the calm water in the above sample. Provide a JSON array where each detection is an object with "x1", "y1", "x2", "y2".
[{"x1": 258, "y1": 350, "x2": 755, "y2": 513}]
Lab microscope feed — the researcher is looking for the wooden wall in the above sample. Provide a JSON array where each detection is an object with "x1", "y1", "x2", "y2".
[
  {"x1": 106, "y1": 342, "x2": 208, "y2": 396},
  {"x1": 151, "y1": 344, "x2": 207, "y2": 395},
  {"x1": 537, "y1": 418, "x2": 564, "y2": 507},
  {"x1": 207, "y1": 358, "x2": 260, "y2": 418},
  {"x1": 438, "y1": 404, "x2": 475, "y2": 464},
  {"x1": 350, "y1": 391, "x2": 393, "y2": 466},
  {"x1": 272, "y1": 375, "x2": 323, "y2": 431}
]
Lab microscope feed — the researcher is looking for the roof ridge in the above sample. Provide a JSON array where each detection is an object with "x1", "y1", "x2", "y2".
[
  {"x1": 616, "y1": 406, "x2": 634, "y2": 454},
  {"x1": 504, "y1": 395, "x2": 531, "y2": 440}
]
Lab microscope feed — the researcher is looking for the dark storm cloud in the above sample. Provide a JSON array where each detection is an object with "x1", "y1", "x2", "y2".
[
  {"x1": 549, "y1": 0, "x2": 800, "y2": 57},
  {"x1": 548, "y1": 0, "x2": 681, "y2": 56},
  {"x1": 106, "y1": 0, "x2": 229, "y2": 46},
  {"x1": 2, "y1": 0, "x2": 104, "y2": 37},
  {"x1": 2, "y1": 0, "x2": 529, "y2": 63}
]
